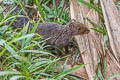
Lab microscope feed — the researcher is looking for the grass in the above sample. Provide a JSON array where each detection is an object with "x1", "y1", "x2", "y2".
[
  {"x1": 115, "y1": 1, "x2": 120, "y2": 10},
  {"x1": 1, "y1": 0, "x2": 119, "y2": 79},
  {"x1": 0, "y1": 0, "x2": 85, "y2": 80}
]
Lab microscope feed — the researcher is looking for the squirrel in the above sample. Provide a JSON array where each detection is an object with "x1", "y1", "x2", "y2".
[
  {"x1": 37, "y1": 20, "x2": 89, "y2": 48},
  {"x1": 3, "y1": 4, "x2": 90, "y2": 55},
  {"x1": 37, "y1": 20, "x2": 89, "y2": 55}
]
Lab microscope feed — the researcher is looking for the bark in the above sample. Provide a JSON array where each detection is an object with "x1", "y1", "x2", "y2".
[
  {"x1": 100, "y1": 0, "x2": 120, "y2": 63},
  {"x1": 100, "y1": 0, "x2": 120, "y2": 79},
  {"x1": 70, "y1": 0, "x2": 120, "y2": 80}
]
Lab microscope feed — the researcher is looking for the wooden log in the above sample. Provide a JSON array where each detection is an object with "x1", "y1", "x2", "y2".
[{"x1": 70, "y1": 0, "x2": 120, "y2": 79}]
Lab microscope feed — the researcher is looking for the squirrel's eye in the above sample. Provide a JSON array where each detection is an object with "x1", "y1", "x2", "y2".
[{"x1": 77, "y1": 27, "x2": 81, "y2": 30}]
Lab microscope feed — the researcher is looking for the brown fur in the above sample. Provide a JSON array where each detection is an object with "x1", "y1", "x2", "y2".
[{"x1": 37, "y1": 20, "x2": 90, "y2": 55}]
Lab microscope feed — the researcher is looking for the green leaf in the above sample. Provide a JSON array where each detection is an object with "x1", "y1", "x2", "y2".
[
  {"x1": 8, "y1": 8, "x2": 23, "y2": 28},
  {"x1": 104, "y1": 34, "x2": 108, "y2": 48},
  {"x1": 53, "y1": 0, "x2": 56, "y2": 9},
  {"x1": 116, "y1": 1, "x2": 120, "y2": 10},
  {"x1": 0, "y1": 40, "x2": 30, "y2": 64},
  {"x1": 109, "y1": 74, "x2": 120, "y2": 80},
  {"x1": 63, "y1": 57, "x2": 69, "y2": 71},
  {"x1": 0, "y1": 39, "x2": 6, "y2": 46},
  {"x1": 59, "y1": 0, "x2": 65, "y2": 8},
  {"x1": 0, "y1": 6, "x2": 3, "y2": 14},
  {"x1": 0, "y1": 39, "x2": 19, "y2": 59},
  {"x1": 14, "y1": 33, "x2": 35, "y2": 42},
  {"x1": 31, "y1": 57, "x2": 63, "y2": 73},
  {"x1": 31, "y1": 20, "x2": 39, "y2": 33},
  {"x1": 37, "y1": 78, "x2": 56, "y2": 80},
  {"x1": 0, "y1": 33, "x2": 35, "y2": 57},
  {"x1": 77, "y1": 0, "x2": 102, "y2": 15},
  {"x1": 0, "y1": 71, "x2": 21, "y2": 76},
  {"x1": 104, "y1": 59, "x2": 107, "y2": 79},
  {"x1": 54, "y1": 64, "x2": 86, "y2": 79},
  {"x1": 23, "y1": 21, "x2": 40, "y2": 47},
  {"x1": 31, "y1": 60, "x2": 50, "y2": 69},
  {"x1": 0, "y1": 25, "x2": 9, "y2": 34},
  {"x1": 85, "y1": 17, "x2": 101, "y2": 27},
  {"x1": 4, "y1": 43, "x2": 19, "y2": 58},
  {"x1": 35, "y1": 0, "x2": 46, "y2": 21},
  {"x1": 3, "y1": 0, "x2": 15, "y2": 4},
  {"x1": 21, "y1": 50, "x2": 52, "y2": 55},
  {"x1": 10, "y1": 75, "x2": 25, "y2": 80},
  {"x1": 73, "y1": 49, "x2": 80, "y2": 64},
  {"x1": 91, "y1": 27, "x2": 106, "y2": 35},
  {"x1": 0, "y1": 7, "x2": 16, "y2": 26},
  {"x1": 90, "y1": 0, "x2": 94, "y2": 4},
  {"x1": 97, "y1": 69, "x2": 104, "y2": 80},
  {"x1": 43, "y1": 4, "x2": 52, "y2": 13},
  {"x1": 15, "y1": 55, "x2": 30, "y2": 64}
]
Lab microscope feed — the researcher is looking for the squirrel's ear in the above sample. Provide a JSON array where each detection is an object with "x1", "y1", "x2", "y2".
[
  {"x1": 69, "y1": 19, "x2": 76, "y2": 28},
  {"x1": 69, "y1": 23, "x2": 74, "y2": 28},
  {"x1": 70, "y1": 19, "x2": 76, "y2": 23}
]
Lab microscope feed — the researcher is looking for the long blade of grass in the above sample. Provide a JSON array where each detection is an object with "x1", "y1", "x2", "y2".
[
  {"x1": 8, "y1": 8, "x2": 23, "y2": 28},
  {"x1": 30, "y1": 56, "x2": 67, "y2": 73},
  {"x1": 59, "y1": 0, "x2": 65, "y2": 8},
  {"x1": 109, "y1": 74, "x2": 120, "y2": 80},
  {"x1": 14, "y1": 33, "x2": 35, "y2": 42},
  {"x1": 31, "y1": 20, "x2": 40, "y2": 33},
  {"x1": 23, "y1": 20, "x2": 40, "y2": 47},
  {"x1": 0, "y1": 71, "x2": 21, "y2": 76},
  {"x1": 0, "y1": 33, "x2": 35, "y2": 57},
  {"x1": 54, "y1": 64, "x2": 86, "y2": 79},
  {"x1": 38, "y1": 78, "x2": 56, "y2": 80},
  {"x1": 77, "y1": 0, "x2": 102, "y2": 15},
  {"x1": 10, "y1": 75, "x2": 25, "y2": 80},
  {"x1": 0, "y1": 7, "x2": 16, "y2": 26},
  {"x1": 43, "y1": 4, "x2": 52, "y2": 13},
  {"x1": 104, "y1": 59, "x2": 107, "y2": 79},
  {"x1": 35, "y1": 0, "x2": 46, "y2": 21},
  {"x1": 90, "y1": 0, "x2": 94, "y2": 4}
]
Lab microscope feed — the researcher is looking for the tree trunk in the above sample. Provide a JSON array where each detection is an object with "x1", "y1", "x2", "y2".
[{"x1": 70, "y1": 0, "x2": 120, "y2": 80}]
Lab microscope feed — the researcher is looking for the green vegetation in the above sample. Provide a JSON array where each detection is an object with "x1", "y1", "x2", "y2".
[
  {"x1": 0, "y1": 0, "x2": 85, "y2": 80},
  {"x1": 115, "y1": 1, "x2": 120, "y2": 10},
  {"x1": 1, "y1": 0, "x2": 119, "y2": 80}
]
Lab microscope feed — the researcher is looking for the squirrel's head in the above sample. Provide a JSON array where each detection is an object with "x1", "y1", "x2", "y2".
[{"x1": 69, "y1": 19, "x2": 90, "y2": 35}]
